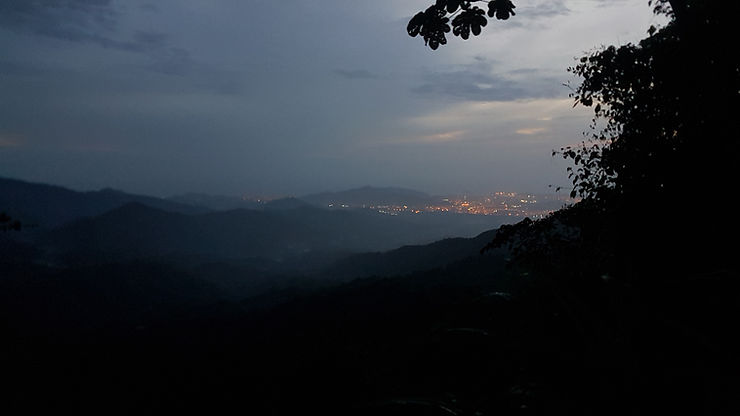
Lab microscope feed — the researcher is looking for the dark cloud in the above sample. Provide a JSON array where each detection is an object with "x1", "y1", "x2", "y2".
[
  {"x1": 0, "y1": 0, "x2": 117, "y2": 42},
  {"x1": 0, "y1": 0, "x2": 191, "y2": 74},
  {"x1": 132, "y1": 30, "x2": 167, "y2": 48},
  {"x1": 0, "y1": 59, "x2": 47, "y2": 76},
  {"x1": 479, "y1": 0, "x2": 570, "y2": 30},
  {"x1": 592, "y1": 0, "x2": 631, "y2": 7},
  {"x1": 411, "y1": 59, "x2": 564, "y2": 102},
  {"x1": 139, "y1": 3, "x2": 159, "y2": 13},
  {"x1": 517, "y1": 0, "x2": 571, "y2": 20},
  {"x1": 334, "y1": 69, "x2": 378, "y2": 80},
  {"x1": 507, "y1": 67, "x2": 543, "y2": 75},
  {"x1": 142, "y1": 45, "x2": 192, "y2": 75},
  {"x1": 411, "y1": 72, "x2": 524, "y2": 101}
]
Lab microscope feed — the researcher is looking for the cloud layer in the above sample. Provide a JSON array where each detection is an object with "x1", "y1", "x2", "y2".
[{"x1": 0, "y1": 0, "x2": 664, "y2": 196}]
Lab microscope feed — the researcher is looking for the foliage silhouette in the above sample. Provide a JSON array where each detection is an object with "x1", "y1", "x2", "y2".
[
  {"x1": 407, "y1": 0, "x2": 515, "y2": 49},
  {"x1": 1, "y1": 212, "x2": 21, "y2": 232},
  {"x1": 559, "y1": 1, "x2": 738, "y2": 204},
  {"x1": 412, "y1": 1, "x2": 740, "y2": 413},
  {"x1": 407, "y1": 1, "x2": 690, "y2": 49},
  {"x1": 491, "y1": 0, "x2": 738, "y2": 279},
  {"x1": 408, "y1": 0, "x2": 739, "y2": 277}
]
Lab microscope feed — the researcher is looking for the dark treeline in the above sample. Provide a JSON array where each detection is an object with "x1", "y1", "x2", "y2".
[{"x1": 411, "y1": 0, "x2": 740, "y2": 414}]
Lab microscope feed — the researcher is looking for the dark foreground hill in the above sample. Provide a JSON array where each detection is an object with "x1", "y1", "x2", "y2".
[
  {"x1": 1, "y1": 244, "x2": 513, "y2": 414},
  {"x1": 3, "y1": 210, "x2": 739, "y2": 415},
  {"x1": 324, "y1": 229, "x2": 498, "y2": 279},
  {"x1": 36, "y1": 201, "x2": 507, "y2": 267},
  {"x1": 1, "y1": 225, "x2": 510, "y2": 331},
  {"x1": 4, "y1": 243, "x2": 735, "y2": 415}
]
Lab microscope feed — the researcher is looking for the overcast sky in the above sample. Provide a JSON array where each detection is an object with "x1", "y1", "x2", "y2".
[{"x1": 0, "y1": 0, "x2": 666, "y2": 197}]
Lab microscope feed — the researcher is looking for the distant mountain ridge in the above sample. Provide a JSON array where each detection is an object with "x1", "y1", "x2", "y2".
[
  {"x1": 2, "y1": 177, "x2": 510, "y2": 272},
  {"x1": 263, "y1": 197, "x2": 313, "y2": 211},
  {"x1": 1, "y1": 179, "x2": 445, "y2": 228},
  {"x1": 40, "y1": 201, "x2": 506, "y2": 266},
  {"x1": 0, "y1": 177, "x2": 207, "y2": 227},
  {"x1": 300, "y1": 186, "x2": 436, "y2": 208},
  {"x1": 166, "y1": 192, "x2": 262, "y2": 211}
]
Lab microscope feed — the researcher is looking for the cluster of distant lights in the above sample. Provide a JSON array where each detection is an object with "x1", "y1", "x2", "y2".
[{"x1": 325, "y1": 192, "x2": 573, "y2": 218}]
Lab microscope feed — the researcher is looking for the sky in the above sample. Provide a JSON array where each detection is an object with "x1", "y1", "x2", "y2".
[{"x1": 0, "y1": 0, "x2": 667, "y2": 197}]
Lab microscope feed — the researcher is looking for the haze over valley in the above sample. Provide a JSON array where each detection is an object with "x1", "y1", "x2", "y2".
[{"x1": 1, "y1": 176, "x2": 523, "y2": 299}]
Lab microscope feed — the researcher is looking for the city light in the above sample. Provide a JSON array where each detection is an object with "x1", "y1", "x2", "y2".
[{"x1": 322, "y1": 192, "x2": 576, "y2": 219}]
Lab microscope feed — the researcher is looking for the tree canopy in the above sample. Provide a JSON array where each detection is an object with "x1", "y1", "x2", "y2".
[
  {"x1": 409, "y1": 1, "x2": 739, "y2": 279},
  {"x1": 409, "y1": 4, "x2": 739, "y2": 411},
  {"x1": 407, "y1": 0, "x2": 516, "y2": 49},
  {"x1": 408, "y1": 1, "x2": 690, "y2": 50}
]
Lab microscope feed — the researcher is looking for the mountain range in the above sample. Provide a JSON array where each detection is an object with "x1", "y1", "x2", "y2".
[
  {"x1": 1, "y1": 176, "x2": 513, "y2": 323},
  {"x1": 0, "y1": 177, "x2": 206, "y2": 227},
  {"x1": 1, "y1": 176, "x2": 510, "y2": 288},
  {"x1": 300, "y1": 185, "x2": 436, "y2": 208}
]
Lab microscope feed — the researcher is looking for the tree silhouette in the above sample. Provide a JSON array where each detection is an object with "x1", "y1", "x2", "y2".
[
  {"x1": 411, "y1": 1, "x2": 739, "y2": 276},
  {"x1": 413, "y1": 4, "x2": 740, "y2": 411},
  {"x1": 1, "y1": 212, "x2": 21, "y2": 232},
  {"x1": 408, "y1": 1, "x2": 691, "y2": 49},
  {"x1": 560, "y1": 1, "x2": 738, "y2": 203},
  {"x1": 407, "y1": 0, "x2": 515, "y2": 49}
]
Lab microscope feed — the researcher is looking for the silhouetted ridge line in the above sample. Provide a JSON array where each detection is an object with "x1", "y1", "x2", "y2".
[{"x1": 0, "y1": 176, "x2": 206, "y2": 227}]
